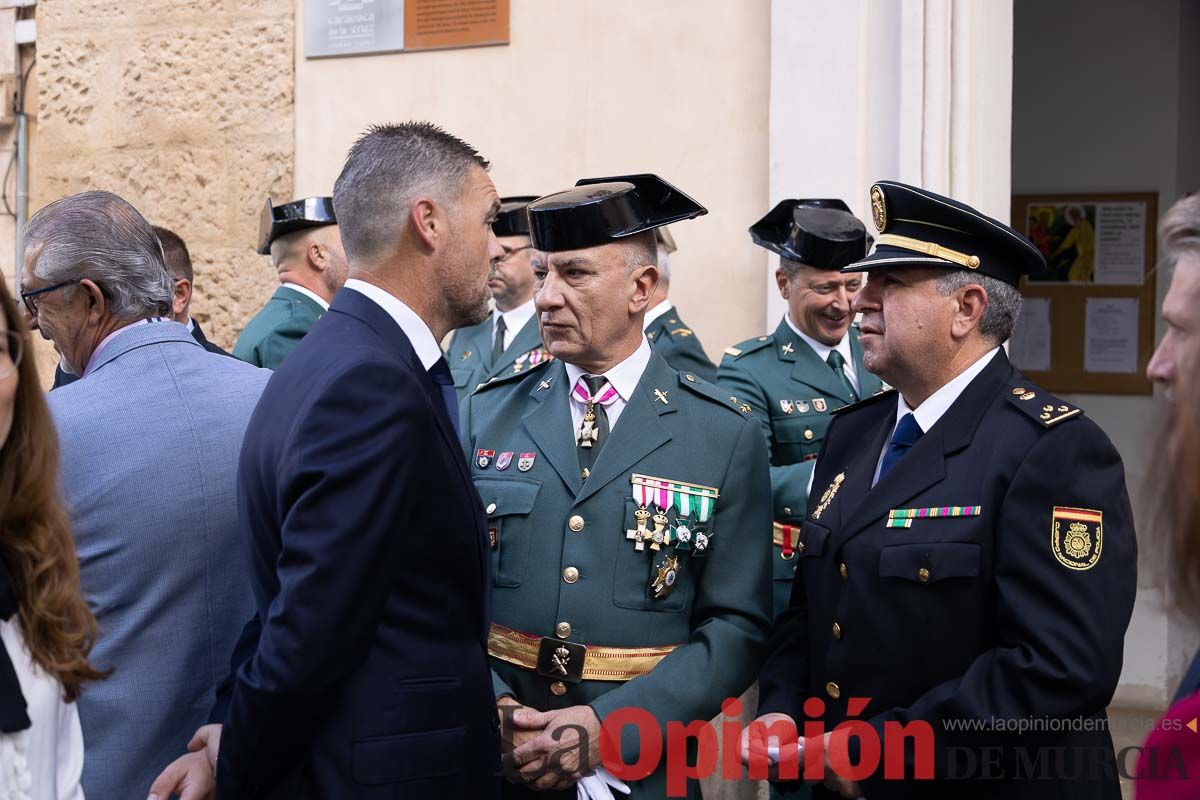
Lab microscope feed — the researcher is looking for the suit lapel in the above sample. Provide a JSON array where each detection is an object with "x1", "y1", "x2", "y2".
[
  {"x1": 574, "y1": 354, "x2": 675, "y2": 505},
  {"x1": 522, "y1": 362, "x2": 583, "y2": 496},
  {"x1": 488, "y1": 316, "x2": 541, "y2": 378},
  {"x1": 832, "y1": 349, "x2": 1014, "y2": 548},
  {"x1": 779, "y1": 319, "x2": 855, "y2": 405}
]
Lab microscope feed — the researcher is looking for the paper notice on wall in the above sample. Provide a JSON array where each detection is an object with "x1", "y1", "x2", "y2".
[
  {"x1": 1094, "y1": 202, "x2": 1145, "y2": 285},
  {"x1": 1008, "y1": 297, "x2": 1051, "y2": 372},
  {"x1": 1084, "y1": 298, "x2": 1139, "y2": 374}
]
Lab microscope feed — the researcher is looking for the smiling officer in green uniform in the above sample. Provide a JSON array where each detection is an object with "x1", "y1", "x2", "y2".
[
  {"x1": 718, "y1": 200, "x2": 881, "y2": 619},
  {"x1": 461, "y1": 174, "x2": 772, "y2": 799},
  {"x1": 447, "y1": 196, "x2": 553, "y2": 399},
  {"x1": 642, "y1": 226, "x2": 718, "y2": 382}
]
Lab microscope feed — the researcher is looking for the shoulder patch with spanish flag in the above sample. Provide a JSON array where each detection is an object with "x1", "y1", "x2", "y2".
[{"x1": 1051, "y1": 506, "x2": 1103, "y2": 570}]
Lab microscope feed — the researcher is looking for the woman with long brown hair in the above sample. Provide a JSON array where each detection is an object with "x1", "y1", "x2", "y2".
[
  {"x1": 0, "y1": 276, "x2": 105, "y2": 799},
  {"x1": 1137, "y1": 192, "x2": 1200, "y2": 797}
]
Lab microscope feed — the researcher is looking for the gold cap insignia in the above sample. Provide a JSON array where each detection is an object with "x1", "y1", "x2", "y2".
[{"x1": 870, "y1": 184, "x2": 888, "y2": 232}]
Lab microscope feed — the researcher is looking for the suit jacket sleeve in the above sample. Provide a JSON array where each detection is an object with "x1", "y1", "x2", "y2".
[
  {"x1": 589, "y1": 418, "x2": 773, "y2": 759},
  {"x1": 459, "y1": 388, "x2": 518, "y2": 702},
  {"x1": 217, "y1": 360, "x2": 438, "y2": 795},
  {"x1": 856, "y1": 420, "x2": 1136, "y2": 798},
  {"x1": 717, "y1": 357, "x2": 813, "y2": 516}
]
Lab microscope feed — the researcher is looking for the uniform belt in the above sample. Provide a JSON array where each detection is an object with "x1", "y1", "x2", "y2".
[
  {"x1": 487, "y1": 623, "x2": 678, "y2": 683},
  {"x1": 773, "y1": 521, "x2": 803, "y2": 558}
]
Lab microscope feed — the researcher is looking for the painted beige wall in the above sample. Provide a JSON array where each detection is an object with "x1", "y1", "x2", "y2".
[{"x1": 294, "y1": 0, "x2": 771, "y2": 357}]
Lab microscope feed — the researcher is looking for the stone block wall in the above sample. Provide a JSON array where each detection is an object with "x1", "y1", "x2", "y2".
[{"x1": 30, "y1": 0, "x2": 295, "y2": 373}]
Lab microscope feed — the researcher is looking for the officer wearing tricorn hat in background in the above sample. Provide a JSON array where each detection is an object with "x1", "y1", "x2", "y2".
[
  {"x1": 642, "y1": 225, "x2": 718, "y2": 382},
  {"x1": 718, "y1": 199, "x2": 883, "y2": 621},
  {"x1": 446, "y1": 196, "x2": 554, "y2": 400},
  {"x1": 232, "y1": 196, "x2": 348, "y2": 369},
  {"x1": 745, "y1": 181, "x2": 1136, "y2": 799},
  {"x1": 461, "y1": 174, "x2": 771, "y2": 799}
]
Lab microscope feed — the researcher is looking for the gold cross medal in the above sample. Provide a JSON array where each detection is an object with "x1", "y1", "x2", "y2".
[
  {"x1": 651, "y1": 554, "x2": 680, "y2": 599},
  {"x1": 626, "y1": 506, "x2": 651, "y2": 551},
  {"x1": 577, "y1": 408, "x2": 599, "y2": 448}
]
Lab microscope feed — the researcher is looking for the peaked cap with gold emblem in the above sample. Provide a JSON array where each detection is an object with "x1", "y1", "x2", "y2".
[{"x1": 844, "y1": 180, "x2": 1045, "y2": 286}]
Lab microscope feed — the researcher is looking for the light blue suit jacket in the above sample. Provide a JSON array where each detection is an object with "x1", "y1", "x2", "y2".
[{"x1": 48, "y1": 321, "x2": 270, "y2": 798}]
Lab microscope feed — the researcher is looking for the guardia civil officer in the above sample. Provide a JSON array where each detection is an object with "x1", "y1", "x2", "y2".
[
  {"x1": 233, "y1": 196, "x2": 346, "y2": 369},
  {"x1": 718, "y1": 200, "x2": 883, "y2": 620},
  {"x1": 461, "y1": 174, "x2": 772, "y2": 799},
  {"x1": 643, "y1": 226, "x2": 718, "y2": 381},
  {"x1": 747, "y1": 182, "x2": 1136, "y2": 800},
  {"x1": 447, "y1": 196, "x2": 553, "y2": 399}
]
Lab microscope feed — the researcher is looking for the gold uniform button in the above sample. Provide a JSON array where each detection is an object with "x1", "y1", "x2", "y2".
[
  {"x1": 550, "y1": 681, "x2": 567, "y2": 696},
  {"x1": 685, "y1": 374, "x2": 696, "y2": 382},
  {"x1": 839, "y1": 562, "x2": 849, "y2": 580},
  {"x1": 555, "y1": 622, "x2": 572, "y2": 639},
  {"x1": 826, "y1": 681, "x2": 841, "y2": 699},
  {"x1": 568, "y1": 515, "x2": 585, "y2": 532},
  {"x1": 758, "y1": 336, "x2": 769, "y2": 341},
  {"x1": 918, "y1": 567, "x2": 930, "y2": 583},
  {"x1": 804, "y1": 429, "x2": 814, "y2": 441},
  {"x1": 563, "y1": 567, "x2": 580, "y2": 584},
  {"x1": 832, "y1": 622, "x2": 842, "y2": 639},
  {"x1": 783, "y1": 507, "x2": 792, "y2": 516},
  {"x1": 486, "y1": 502, "x2": 497, "y2": 514}
]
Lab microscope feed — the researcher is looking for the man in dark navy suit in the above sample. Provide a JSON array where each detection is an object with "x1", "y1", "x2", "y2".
[
  {"x1": 745, "y1": 182, "x2": 1136, "y2": 800},
  {"x1": 150, "y1": 122, "x2": 505, "y2": 800}
]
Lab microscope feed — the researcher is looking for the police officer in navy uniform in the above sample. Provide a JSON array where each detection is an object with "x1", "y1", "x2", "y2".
[
  {"x1": 642, "y1": 226, "x2": 718, "y2": 381},
  {"x1": 447, "y1": 196, "x2": 553, "y2": 399},
  {"x1": 747, "y1": 181, "x2": 1136, "y2": 799},
  {"x1": 462, "y1": 174, "x2": 771, "y2": 799},
  {"x1": 719, "y1": 200, "x2": 883, "y2": 620}
]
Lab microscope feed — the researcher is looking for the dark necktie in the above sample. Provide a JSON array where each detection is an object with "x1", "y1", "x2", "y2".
[
  {"x1": 877, "y1": 412, "x2": 923, "y2": 483},
  {"x1": 827, "y1": 349, "x2": 858, "y2": 402},
  {"x1": 427, "y1": 357, "x2": 461, "y2": 436},
  {"x1": 576, "y1": 375, "x2": 613, "y2": 476},
  {"x1": 492, "y1": 315, "x2": 507, "y2": 365}
]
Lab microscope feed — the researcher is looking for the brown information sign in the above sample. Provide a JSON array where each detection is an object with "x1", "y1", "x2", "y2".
[{"x1": 405, "y1": 0, "x2": 510, "y2": 51}]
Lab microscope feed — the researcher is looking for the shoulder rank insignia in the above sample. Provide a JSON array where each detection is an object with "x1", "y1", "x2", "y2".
[
  {"x1": 670, "y1": 328, "x2": 693, "y2": 337},
  {"x1": 1007, "y1": 385, "x2": 1081, "y2": 427},
  {"x1": 723, "y1": 346, "x2": 741, "y2": 357},
  {"x1": 722, "y1": 336, "x2": 773, "y2": 360},
  {"x1": 1051, "y1": 507, "x2": 1102, "y2": 570}
]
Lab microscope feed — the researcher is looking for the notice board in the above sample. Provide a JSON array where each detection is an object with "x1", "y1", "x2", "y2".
[
  {"x1": 1007, "y1": 192, "x2": 1158, "y2": 395},
  {"x1": 306, "y1": 0, "x2": 509, "y2": 59}
]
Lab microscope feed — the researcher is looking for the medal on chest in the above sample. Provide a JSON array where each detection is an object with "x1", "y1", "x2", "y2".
[{"x1": 628, "y1": 474, "x2": 720, "y2": 600}]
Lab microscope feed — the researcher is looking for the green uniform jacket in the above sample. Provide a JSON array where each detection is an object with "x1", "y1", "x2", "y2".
[
  {"x1": 446, "y1": 314, "x2": 547, "y2": 403},
  {"x1": 644, "y1": 305, "x2": 717, "y2": 382},
  {"x1": 717, "y1": 319, "x2": 882, "y2": 620},
  {"x1": 232, "y1": 286, "x2": 325, "y2": 370},
  {"x1": 461, "y1": 354, "x2": 772, "y2": 799}
]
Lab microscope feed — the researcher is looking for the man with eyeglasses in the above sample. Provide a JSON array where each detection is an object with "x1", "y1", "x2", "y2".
[
  {"x1": 718, "y1": 199, "x2": 882, "y2": 621},
  {"x1": 446, "y1": 196, "x2": 550, "y2": 400}
]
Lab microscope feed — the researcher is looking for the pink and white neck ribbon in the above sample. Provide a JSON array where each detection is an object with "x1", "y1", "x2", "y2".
[{"x1": 572, "y1": 376, "x2": 619, "y2": 408}]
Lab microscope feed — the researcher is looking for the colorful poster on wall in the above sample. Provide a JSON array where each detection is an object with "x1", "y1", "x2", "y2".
[
  {"x1": 1024, "y1": 200, "x2": 1145, "y2": 285},
  {"x1": 306, "y1": 0, "x2": 509, "y2": 58}
]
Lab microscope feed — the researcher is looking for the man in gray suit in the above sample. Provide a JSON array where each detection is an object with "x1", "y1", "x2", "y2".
[{"x1": 19, "y1": 190, "x2": 270, "y2": 798}]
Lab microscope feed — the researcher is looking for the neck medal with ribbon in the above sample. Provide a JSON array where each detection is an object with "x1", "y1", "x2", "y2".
[
  {"x1": 629, "y1": 474, "x2": 720, "y2": 600},
  {"x1": 575, "y1": 379, "x2": 616, "y2": 449}
]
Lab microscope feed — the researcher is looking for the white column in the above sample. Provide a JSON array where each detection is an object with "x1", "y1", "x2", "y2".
[{"x1": 767, "y1": 0, "x2": 1014, "y2": 322}]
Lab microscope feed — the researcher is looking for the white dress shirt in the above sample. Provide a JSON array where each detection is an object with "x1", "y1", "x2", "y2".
[
  {"x1": 281, "y1": 281, "x2": 330, "y2": 312},
  {"x1": 493, "y1": 298, "x2": 536, "y2": 352},
  {"x1": 643, "y1": 299, "x2": 674, "y2": 329},
  {"x1": 564, "y1": 337, "x2": 653, "y2": 435},
  {"x1": 0, "y1": 620, "x2": 84, "y2": 800},
  {"x1": 343, "y1": 279, "x2": 443, "y2": 370},
  {"x1": 871, "y1": 347, "x2": 1001, "y2": 485},
  {"x1": 785, "y1": 313, "x2": 860, "y2": 396}
]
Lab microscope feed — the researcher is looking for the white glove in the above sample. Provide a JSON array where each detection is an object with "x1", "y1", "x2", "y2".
[{"x1": 576, "y1": 767, "x2": 631, "y2": 800}]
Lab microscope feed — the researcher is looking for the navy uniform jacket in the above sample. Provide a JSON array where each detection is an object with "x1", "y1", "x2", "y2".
[
  {"x1": 645, "y1": 305, "x2": 717, "y2": 382},
  {"x1": 461, "y1": 353, "x2": 771, "y2": 799},
  {"x1": 758, "y1": 350, "x2": 1136, "y2": 799},
  {"x1": 446, "y1": 313, "x2": 548, "y2": 401},
  {"x1": 217, "y1": 289, "x2": 499, "y2": 799},
  {"x1": 718, "y1": 319, "x2": 882, "y2": 619}
]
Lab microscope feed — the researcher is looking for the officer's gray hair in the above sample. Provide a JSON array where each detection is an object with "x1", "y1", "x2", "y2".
[
  {"x1": 333, "y1": 121, "x2": 490, "y2": 266},
  {"x1": 24, "y1": 190, "x2": 173, "y2": 318},
  {"x1": 1160, "y1": 192, "x2": 1200, "y2": 269},
  {"x1": 934, "y1": 270, "x2": 1022, "y2": 344},
  {"x1": 620, "y1": 231, "x2": 658, "y2": 277},
  {"x1": 657, "y1": 242, "x2": 672, "y2": 283}
]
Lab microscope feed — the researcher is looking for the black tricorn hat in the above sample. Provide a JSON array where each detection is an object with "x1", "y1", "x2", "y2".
[
  {"x1": 526, "y1": 174, "x2": 707, "y2": 253},
  {"x1": 749, "y1": 199, "x2": 867, "y2": 269},
  {"x1": 493, "y1": 196, "x2": 539, "y2": 238},
  {"x1": 257, "y1": 197, "x2": 337, "y2": 255},
  {"x1": 844, "y1": 181, "x2": 1045, "y2": 286}
]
